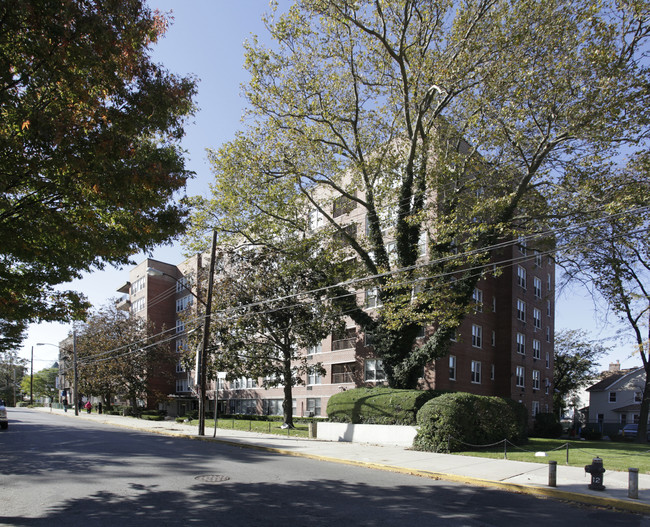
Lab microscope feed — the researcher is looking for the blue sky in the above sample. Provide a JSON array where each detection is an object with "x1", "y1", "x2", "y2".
[{"x1": 19, "y1": 1, "x2": 641, "y2": 372}]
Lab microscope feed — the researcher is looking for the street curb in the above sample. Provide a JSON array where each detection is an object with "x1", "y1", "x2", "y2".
[{"x1": 31, "y1": 408, "x2": 650, "y2": 515}]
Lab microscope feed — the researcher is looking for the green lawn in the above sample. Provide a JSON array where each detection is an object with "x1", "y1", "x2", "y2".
[
  {"x1": 186, "y1": 418, "x2": 310, "y2": 438},
  {"x1": 454, "y1": 438, "x2": 650, "y2": 473}
]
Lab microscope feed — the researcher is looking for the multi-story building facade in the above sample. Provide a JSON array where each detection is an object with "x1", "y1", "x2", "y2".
[{"x1": 109, "y1": 190, "x2": 554, "y2": 421}]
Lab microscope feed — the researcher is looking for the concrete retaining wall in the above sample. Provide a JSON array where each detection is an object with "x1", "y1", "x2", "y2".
[{"x1": 317, "y1": 422, "x2": 418, "y2": 447}]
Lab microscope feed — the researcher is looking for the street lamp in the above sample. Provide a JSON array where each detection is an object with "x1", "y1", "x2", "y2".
[{"x1": 146, "y1": 229, "x2": 217, "y2": 437}]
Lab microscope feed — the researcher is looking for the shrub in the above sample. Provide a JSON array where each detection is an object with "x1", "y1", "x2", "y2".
[
  {"x1": 140, "y1": 414, "x2": 164, "y2": 421},
  {"x1": 326, "y1": 386, "x2": 440, "y2": 425},
  {"x1": 413, "y1": 392, "x2": 528, "y2": 452},
  {"x1": 532, "y1": 412, "x2": 563, "y2": 438}
]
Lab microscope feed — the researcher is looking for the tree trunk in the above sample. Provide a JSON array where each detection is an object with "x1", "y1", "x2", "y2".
[
  {"x1": 282, "y1": 353, "x2": 294, "y2": 428},
  {"x1": 636, "y1": 371, "x2": 650, "y2": 443}
]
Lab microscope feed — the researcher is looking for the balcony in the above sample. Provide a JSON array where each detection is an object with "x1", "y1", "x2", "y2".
[
  {"x1": 115, "y1": 295, "x2": 130, "y2": 311},
  {"x1": 332, "y1": 338, "x2": 356, "y2": 351},
  {"x1": 332, "y1": 372, "x2": 355, "y2": 384}
]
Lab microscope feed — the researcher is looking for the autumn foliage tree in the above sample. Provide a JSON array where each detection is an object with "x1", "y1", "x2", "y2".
[
  {"x1": 74, "y1": 304, "x2": 176, "y2": 410},
  {"x1": 0, "y1": 0, "x2": 197, "y2": 328}
]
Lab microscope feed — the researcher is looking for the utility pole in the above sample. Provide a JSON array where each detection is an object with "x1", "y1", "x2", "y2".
[
  {"x1": 198, "y1": 230, "x2": 217, "y2": 436},
  {"x1": 73, "y1": 329, "x2": 79, "y2": 416},
  {"x1": 30, "y1": 345, "x2": 33, "y2": 405}
]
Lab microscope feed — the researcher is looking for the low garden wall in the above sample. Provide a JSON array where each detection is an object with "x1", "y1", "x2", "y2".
[{"x1": 317, "y1": 422, "x2": 418, "y2": 447}]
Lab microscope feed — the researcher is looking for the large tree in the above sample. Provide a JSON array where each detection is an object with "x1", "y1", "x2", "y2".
[
  {"x1": 559, "y1": 159, "x2": 650, "y2": 441},
  {"x1": 21, "y1": 366, "x2": 58, "y2": 402},
  {"x1": 204, "y1": 243, "x2": 342, "y2": 427},
  {"x1": 74, "y1": 303, "x2": 177, "y2": 410},
  {"x1": 187, "y1": 0, "x2": 650, "y2": 388},
  {"x1": 0, "y1": 0, "x2": 197, "y2": 327},
  {"x1": 0, "y1": 351, "x2": 26, "y2": 405},
  {"x1": 553, "y1": 329, "x2": 609, "y2": 417}
]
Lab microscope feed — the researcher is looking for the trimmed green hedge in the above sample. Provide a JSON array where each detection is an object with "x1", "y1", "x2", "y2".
[
  {"x1": 327, "y1": 386, "x2": 441, "y2": 425},
  {"x1": 413, "y1": 392, "x2": 528, "y2": 452}
]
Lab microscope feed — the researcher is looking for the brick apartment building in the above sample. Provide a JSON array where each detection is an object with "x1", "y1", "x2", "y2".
[{"x1": 110, "y1": 232, "x2": 554, "y2": 420}]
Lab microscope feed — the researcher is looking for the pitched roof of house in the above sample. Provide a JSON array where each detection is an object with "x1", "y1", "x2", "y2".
[{"x1": 586, "y1": 367, "x2": 643, "y2": 392}]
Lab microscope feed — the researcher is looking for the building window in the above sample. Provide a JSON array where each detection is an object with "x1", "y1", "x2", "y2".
[
  {"x1": 231, "y1": 377, "x2": 257, "y2": 390},
  {"x1": 332, "y1": 193, "x2": 356, "y2": 217},
  {"x1": 365, "y1": 287, "x2": 382, "y2": 308},
  {"x1": 364, "y1": 359, "x2": 386, "y2": 381},
  {"x1": 471, "y1": 361, "x2": 481, "y2": 384},
  {"x1": 532, "y1": 339, "x2": 541, "y2": 360},
  {"x1": 176, "y1": 276, "x2": 190, "y2": 293},
  {"x1": 491, "y1": 364, "x2": 495, "y2": 381},
  {"x1": 131, "y1": 297, "x2": 145, "y2": 313},
  {"x1": 532, "y1": 370, "x2": 540, "y2": 390},
  {"x1": 517, "y1": 299, "x2": 526, "y2": 322},
  {"x1": 546, "y1": 326, "x2": 551, "y2": 342},
  {"x1": 449, "y1": 355, "x2": 456, "y2": 381},
  {"x1": 535, "y1": 251, "x2": 542, "y2": 267},
  {"x1": 176, "y1": 361, "x2": 185, "y2": 373},
  {"x1": 176, "y1": 378, "x2": 189, "y2": 393},
  {"x1": 418, "y1": 230, "x2": 428, "y2": 257},
  {"x1": 473, "y1": 288, "x2": 483, "y2": 312},
  {"x1": 533, "y1": 308, "x2": 542, "y2": 330},
  {"x1": 636, "y1": 392, "x2": 642, "y2": 402},
  {"x1": 176, "y1": 320, "x2": 185, "y2": 334},
  {"x1": 533, "y1": 277, "x2": 542, "y2": 299},
  {"x1": 532, "y1": 401, "x2": 540, "y2": 417},
  {"x1": 492, "y1": 296, "x2": 497, "y2": 312},
  {"x1": 307, "y1": 371, "x2": 322, "y2": 385},
  {"x1": 306, "y1": 398, "x2": 322, "y2": 417},
  {"x1": 333, "y1": 223, "x2": 357, "y2": 246},
  {"x1": 516, "y1": 333, "x2": 526, "y2": 355},
  {"x1": 307, "y1": 343, "x2": 322, "y2": 355},
  {"x1": 263, "y1": 399, "x2": 284, "y2": 416},
  {"x1": 471, "y1": 325, "x2": 482, "y2": 348},
  {"x1": 547, "y1": 299, "x2": 551, "y2": 317},
  {"x1": 333, "y1": 328, "x2": 357, "y2": 350},
  {"x1": 331, "y1": 363, "x2": 355, "y2": 384},
  {"x1": 176, "y1": 295, "x2": 193, "y2": 313},
  {"x1": 609, "y1": 392, "x2": 617, "y2": 403},
  {"x1": 517, "y1": 266, "x2": 527, "y2": 290},
  {"x1": 131, "y1": 276, "x2": 145, "y2": 295},
  {"x1": 518, "y1": 236, "x2": 527, "y2": 255},
  {"x1": 545, "y1": 351, "x2": 550, "y2": 368},
  {"x1": 516, "y1": 366, "x2": 525, "y2": 387},
  {"x1": 547, "y1": 273, "x2": 552, "y2": 291},
  {"x1": 308, "y1": 208, "x2": 325, "y2": 230},
  {"x1": 491, "y1": 330, "x2": 496, "y2": 347}
]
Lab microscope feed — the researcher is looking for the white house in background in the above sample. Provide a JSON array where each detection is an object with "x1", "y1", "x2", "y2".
[{"x1": 586, "y1": 365, "x2": 645, "y2": 434}]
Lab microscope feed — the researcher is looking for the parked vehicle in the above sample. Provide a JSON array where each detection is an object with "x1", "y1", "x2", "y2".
[
  {"x1": 0, "y1": 403, "x2": 8, "y2": 430},
  {"x1": 620, "y1": 423, "x2": 650, "y2": 439}
]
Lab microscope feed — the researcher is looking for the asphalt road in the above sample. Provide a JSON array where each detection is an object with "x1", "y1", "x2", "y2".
[{"x1": 1, "y1": 408, "x2": 649, "y2": 526}]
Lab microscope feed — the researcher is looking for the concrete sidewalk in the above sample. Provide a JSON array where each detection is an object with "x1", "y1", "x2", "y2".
[{"x1": 32, "y1": 407, "x2": 650, "y2": 515}]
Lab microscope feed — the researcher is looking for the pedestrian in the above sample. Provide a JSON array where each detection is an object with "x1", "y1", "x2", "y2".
[
  {"x1": 98, "y1": 402, "x2": 103, "y2": 414},
  {"x1": 84, "y1": 400, "x2": 92, "y2": 414},
  {"x1": 62, "y1": 396, "x2": 68, "y2": 413}
]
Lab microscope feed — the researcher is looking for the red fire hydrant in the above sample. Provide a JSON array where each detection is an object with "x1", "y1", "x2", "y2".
[{"x1": 584, "y1": 457, "x2": 606, "y2": 491}]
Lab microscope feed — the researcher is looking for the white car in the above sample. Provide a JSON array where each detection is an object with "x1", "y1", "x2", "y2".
[{"x1": 0, "y1": 404, "x2": 7, "y2": 430}]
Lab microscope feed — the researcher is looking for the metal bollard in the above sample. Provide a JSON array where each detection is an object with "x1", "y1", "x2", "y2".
[
  {"x1": 548, "y1": 460, "x2": 557, "y2": 487},
  {"x1": 629, "y1": 468, "x2": 639, "y2": 499}
]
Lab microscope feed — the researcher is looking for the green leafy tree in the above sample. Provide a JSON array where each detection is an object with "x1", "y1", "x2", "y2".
[
  {"x1": 0, "y1": 351, "x2": 26, "y2": 405},
  {"x1": 75, "y1": 303, "x2": 176, "y2": 410},
  {"x1": 0, "y1": 0, "x2": 197, "y2": 327},
  {"x1": 187, "y1": 0, "x2": 650, "y2": 388},
  {"x1": 20, "y1": 366, "x2": 58, "y2": 402},
  {"x1": 206, "y1": 243, "x2": 342, "y2": 427},
  {"x1": 560, "y1": 165, "x2": 650, "y2": 440},
  {"x1": 553, "y1": 329, "x2": 609, "y2": 417}
]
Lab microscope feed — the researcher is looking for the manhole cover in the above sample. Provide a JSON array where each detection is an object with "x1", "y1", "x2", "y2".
[{"x1": 194, "y1": 474, "x2": 230, "y2": 483}]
